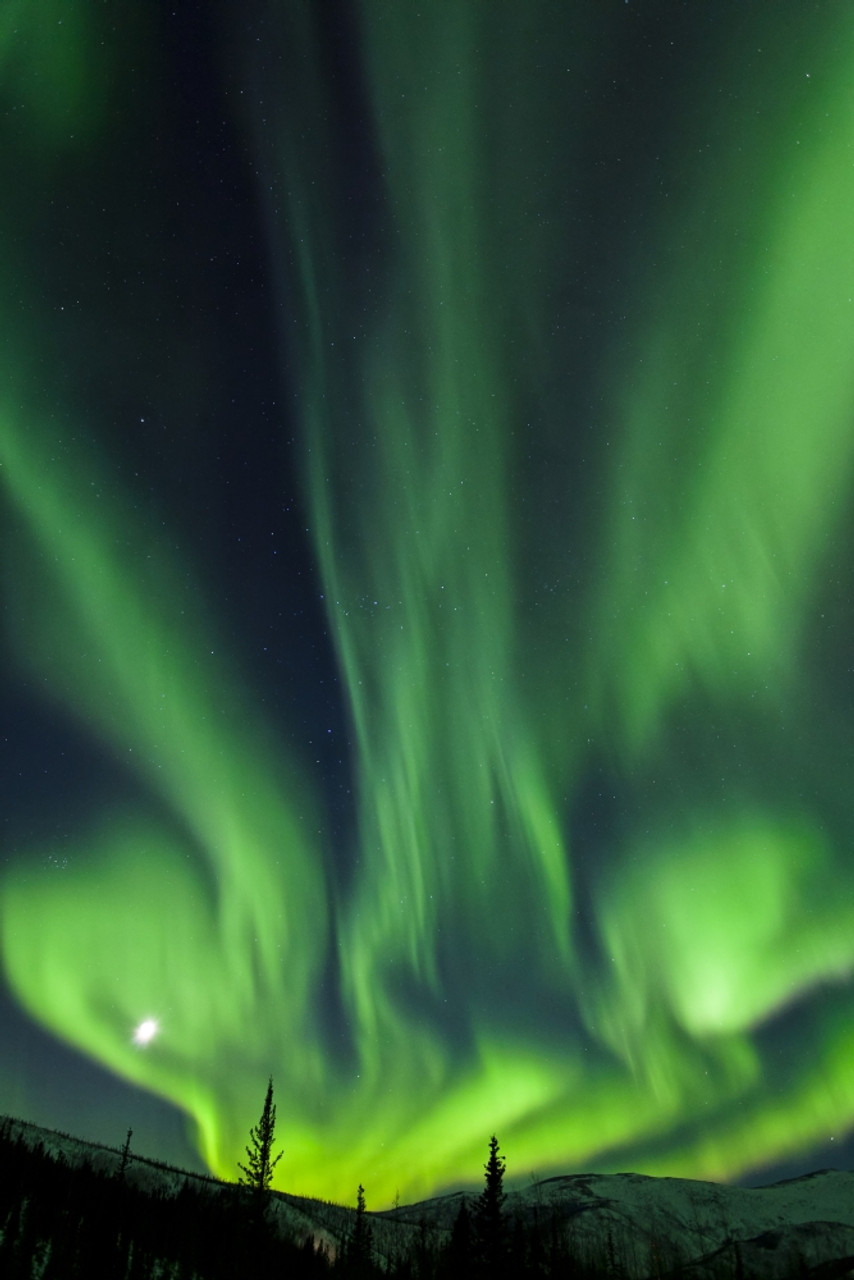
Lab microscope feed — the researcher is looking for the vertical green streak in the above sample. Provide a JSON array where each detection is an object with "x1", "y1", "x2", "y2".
[
  {"x1": 302, "y1": 5, "x2": 574, "y2": 1083},
  {"x1": 587, "y1": 19, "x2": 854, "y2": 755},
  {"x1": 3, "y1": 1, "x2": 854, "y2": 1206},
  {"x1": 0, "y1": 410, "x2": 329, "y2": 1172}
]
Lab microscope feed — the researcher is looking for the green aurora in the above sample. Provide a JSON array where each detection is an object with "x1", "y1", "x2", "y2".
[{"x1": 3, "y1": 2, "x2": 854, "y2": 1204}]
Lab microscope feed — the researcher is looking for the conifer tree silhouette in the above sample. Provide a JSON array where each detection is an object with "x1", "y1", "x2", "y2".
[
  {"x1": 447, "y1": 1197, "x2": 474, "y2": 1272},
  {"x1": 474, "y1": 1135, "x2": 506, "y2": 1276},
  {"x1": 116, "y1": 1127, "x2": 133, "y2": 1182},
  {"x1": 347, "y1": 1182, "x2": 373, "y2": 1273},
  {"x1": 238, "y1": 1077, "x2": 283, "y2": 1203}
]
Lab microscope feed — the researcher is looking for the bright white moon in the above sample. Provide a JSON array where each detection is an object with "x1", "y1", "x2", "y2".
[{"x1": 133, "y1": 1018, "x2": 159, "y2": 1046}]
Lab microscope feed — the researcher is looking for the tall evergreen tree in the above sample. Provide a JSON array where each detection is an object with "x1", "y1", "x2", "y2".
[
  {"x1": 474, "y1": 1135, "x2": 506, "y2": 1277},
  {"x1": 446, "y1": 1197, "x2": 474, "y2": 1274},
  {"x1": 238, "y1": 1077, "x2": 283, "y2": 1203},
  {"x1": 347, "y1": 1183, "x2": 373, "y2": 1274}
]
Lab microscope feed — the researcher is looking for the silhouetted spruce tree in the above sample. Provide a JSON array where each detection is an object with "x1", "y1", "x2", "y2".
[
  {"x1": 446, "y1": 1197, "x2": 474, "y2": 1274},
  {"x1": 473, "y1": 1136, "x2": 506, "y2": 1277},
  {"x1": 116, "y1": 1127, "x2": 133, "y2": 1182},
  {"x1": 346, "y1": 1184, "x2": 374, "y2": 1276},
  {"x1": 239, "y1": 1077, "x2": 283, "y2": 1223}
]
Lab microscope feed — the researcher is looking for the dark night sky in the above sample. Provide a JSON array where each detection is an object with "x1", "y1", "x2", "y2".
[{"x1": 3, "y1": 2, "x2": 854, "y2": 1204}]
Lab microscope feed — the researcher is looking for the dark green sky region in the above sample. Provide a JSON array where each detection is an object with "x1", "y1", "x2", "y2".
[{"x1": 3, "y1": 2, "x2": 854, "y2": 1205}]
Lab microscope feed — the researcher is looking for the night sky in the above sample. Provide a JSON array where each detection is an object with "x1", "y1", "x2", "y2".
[{"x1": 3, "y1": 1, "x2": 854, "y2": 1207}]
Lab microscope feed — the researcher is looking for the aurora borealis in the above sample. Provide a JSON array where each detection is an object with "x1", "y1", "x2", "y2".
[{"x1": 3, "y1": 0, "x2": 854, "y2": 1206}]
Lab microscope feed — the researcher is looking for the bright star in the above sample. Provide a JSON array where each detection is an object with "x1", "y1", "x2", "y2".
[{"x1": 133, "y1": 1018, "x2": 159, "y2": 1046}]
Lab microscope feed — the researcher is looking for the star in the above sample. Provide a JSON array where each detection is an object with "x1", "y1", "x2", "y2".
[{"x1": 132, "y1": 1018, "x2": 159, "y2": 1047}]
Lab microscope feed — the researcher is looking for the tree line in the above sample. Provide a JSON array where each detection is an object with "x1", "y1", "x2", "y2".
[
  {"x1": 235, "y1": 1081, "x2": 657, "y2": 1280},
  {"x1": 0, "y1": 1113, "x2": 323, "y2": 1279},
  {"x1": 238, "y1": 1079, "x2": 518, "y2": 1277},
  {"x1": 1, "y1": 1084, "x2": 746, "y2": 1278}
]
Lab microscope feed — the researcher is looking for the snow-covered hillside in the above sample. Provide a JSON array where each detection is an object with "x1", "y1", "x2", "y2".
[
  {"x1": 5, "y1": 1113, "x2": 854, "y2": 1277},
  {"x1": 381, "y1": 1166, "x2": 854, "y2": 1275}
]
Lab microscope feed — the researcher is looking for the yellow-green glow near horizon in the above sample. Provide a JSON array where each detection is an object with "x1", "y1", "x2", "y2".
[{"x1": 3, "y1": 2, "x2": 854, "y2": 1205}]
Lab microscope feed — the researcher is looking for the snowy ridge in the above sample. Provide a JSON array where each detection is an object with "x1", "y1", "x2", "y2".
[
  {"x1": 1, "y1": 1113, "x2": 386, "y2": 1260},
  {"x1": 1, "y1": 1113, "x2": 218, "y2": 1195},
  {"x1": 524, "y1": 1166, "x2": 854, "y2": 1238},
  {"x1": 381, "y1": 1168, "x2": 854, "y2": 1275},
  {"x1": 4, "y1": 1114, "x2": 854, "y2": 1275}
]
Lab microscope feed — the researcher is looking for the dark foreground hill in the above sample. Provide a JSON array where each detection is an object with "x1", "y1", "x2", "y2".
[{"x1": 3, "y1": 1114, "x2": 854, "y2": 1278}]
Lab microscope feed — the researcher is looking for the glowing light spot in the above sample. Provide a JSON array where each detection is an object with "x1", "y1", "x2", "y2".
[{"x1": 133, "y1": 1018, "x2": 159, "y2": 1047}]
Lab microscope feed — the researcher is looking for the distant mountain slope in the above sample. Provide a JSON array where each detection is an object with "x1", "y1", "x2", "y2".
[
  {"x1": 382, "y1": 1167, "x2": 854, "y2": 1277},
  {"x1": 3, "y1": 1113, "x2": 854, "y2": 1277},
  {"x1": 0, "y1": 1113, "x2": 354, "y2": 1258}
]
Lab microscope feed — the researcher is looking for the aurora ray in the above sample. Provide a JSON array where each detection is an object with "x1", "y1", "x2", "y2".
[{"x1": 3, "y1": 1, "x2": 854, "y2": 1204}]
